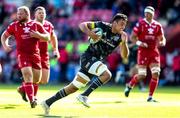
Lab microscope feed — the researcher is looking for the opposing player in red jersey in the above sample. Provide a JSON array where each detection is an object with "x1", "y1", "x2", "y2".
[
  {"x1": 16, "y1": 6, "x2": 60, "y2": 103},
  {"x1": 1, "y1": 6, "x2": 50, "y2": 108},
  {"x1": 124, "y1": 6, "x2": 166, "y2": 102}
]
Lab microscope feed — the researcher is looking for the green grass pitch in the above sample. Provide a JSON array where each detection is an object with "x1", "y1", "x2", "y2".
[{"x1": 0, "y1": 84, "x2": 180, "y2": 118}]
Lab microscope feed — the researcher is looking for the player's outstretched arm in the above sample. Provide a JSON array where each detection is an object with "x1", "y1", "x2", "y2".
[
  {"x1": 50, "y1": 30, "x2": 60, "y2": 59},
  {"x1": 120, "y1": 31, "x2": 129, "y2": 59},
  {"x1": 130, "y1": 31, "x2": 138, "y2": 44},
  {"x1": 79, "y1": 22, "x2": 101, "y2": 41},
  {"x1": 1, "y1": 31, "x2": 12, "y2": 52}
]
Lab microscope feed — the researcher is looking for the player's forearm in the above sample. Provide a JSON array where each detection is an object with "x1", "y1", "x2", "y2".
[
  {"x1": 1, "y1": 35, "x2": 7, "y2": 48},
  {"x1": 79, "y1": 22, "x2": 93, "y2": 36},
  {"x1": 37, "y1": 33, "x2": 50, "y2": 41},
  {"x1": 161, "y1": 35, "x2": 166, "y2": 46},
  {"x1": 51, "y1": 34, "x2": 58, "y2": 51},
  {"x1": 120, "y1": 42, "x2": 129, "y2": 59},
  {"x1": 130, "y1": 33, "x2": 138, "y2": 44},
  {"x1": 1, "y1": 32, "x2": 9, "y2": 48}
]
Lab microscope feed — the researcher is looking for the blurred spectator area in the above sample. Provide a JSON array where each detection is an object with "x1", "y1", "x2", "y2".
[{"x1": 58, "y1": 9, "x2": 112, "y2": 28}]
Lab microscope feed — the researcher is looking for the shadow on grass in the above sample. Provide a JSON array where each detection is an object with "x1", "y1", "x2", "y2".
[
  {"x1": 0, "y1": 104, "x2": 20, "y2": 109},
  {"x1": 37, "y1": 114, "x2": 78, "y2": 118},
  {"x1": 90, "y1": 100, "x2": 124, "y2": 104},
  {"x1": 76, "y1": 100, "x2": 124, "y2": 105}
]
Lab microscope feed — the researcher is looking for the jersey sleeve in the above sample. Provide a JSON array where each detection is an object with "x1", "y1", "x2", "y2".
[
  {"x1": 157, "y1": 24, "x2": 164, "y2": 36},
  {"x1": 6, "y1": 22, "x2": 15, "y2": 35},
  {"x1": 133, "y1": 22, "x2": 141, "y2": 36}
]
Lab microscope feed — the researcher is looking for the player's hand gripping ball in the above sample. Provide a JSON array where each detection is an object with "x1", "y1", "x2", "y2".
[{"x1": 88, "y1": 28, "x2": 103, "y2": 44}]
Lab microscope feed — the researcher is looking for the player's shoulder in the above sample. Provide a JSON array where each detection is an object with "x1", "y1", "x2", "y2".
[
  {"x1": 152, "y1": 20, "x2": 162, "y2": 27},
  {"x1": 44, "y1": 20, "x2": 54, "y2": 28},
  {"x1": 101, "y1": 21, "x2": 111, "y2": 27},
  {"x1": 9, "y1": 21, "x2": 19, "y2": 26},
  {"x1": 135, "y1": 18, "x2": 144, "y2": 27},
  {"x1": 95, "y1": 21, "x2": 111, "y2": 30},
  {"x1": 28, "y1": 20, "x2": 42, "y2": 27},
  {"x1": 44, "y1": 20, "x2": 52, "y2": 25}
]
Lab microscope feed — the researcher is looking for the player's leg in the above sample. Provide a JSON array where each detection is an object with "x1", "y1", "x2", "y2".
[
  {"x1": 79, "y1": 61, "x2": 112, "y2": 101},
  {"x1": 80, "y1": 71, "x2": 111, "y2": 97},
  {"x1": 124, "y1": 65, "x2": 147, "y2": 97},
  {"x1": 41, "y1": 72, "x2": 90, "y2": 115},
  {"x1": 30, "y1": 55, "x2": 42, "y2": 103},
  {"x1": 130, "y1": 65, "x2": 146, "y2": 91},
  {"x1": 17, "y1": 80, "x2": 28, "y2": 102},
  {"x1": 32, "y1": 68, "x2": 42, "y2": 102},
  {"x1": 21, "y1": 67, "x2": 36, "y2": 108},
  {"x1": 40, "y1": 68, "x2": 50, "y2": 84},
  {"x1": 147, "y1": 63, "x2": 160, "y2": 102},
  {"x1": 39, "y1": 56, "x2": 50, "y2": 84},
  {"x1": 124, "y1": 50, "x2": 148, "y2": 97},
  {"x1": 17, "y1": 69, "x2": 28, "y2": 102}
]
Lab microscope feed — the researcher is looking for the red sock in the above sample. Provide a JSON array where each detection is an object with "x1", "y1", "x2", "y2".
[
  {"x1": 129, "y1": 74, "x2": 138, "y2": 88},
  {"x1": 149, "y1": 78, "x2": 158, "y2": 96},
  {"x1": 24, "y1": 82, "x2": 34, "y2": 102},
  {"x1": 33, "y1": 83, "x2": 39, "y2": 97},
  {"x1": 19, "y1": 82, "x2": 25, "y2": 92}
]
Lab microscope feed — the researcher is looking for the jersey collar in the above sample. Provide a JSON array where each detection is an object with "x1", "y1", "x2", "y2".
[{"x1": 144, "y1": 18, "x2": 155, "y2": 25}]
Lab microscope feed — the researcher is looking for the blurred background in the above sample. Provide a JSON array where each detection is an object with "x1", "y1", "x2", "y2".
[{"x1": 0, "y1": 0, "x2": 179, "y2": 87}]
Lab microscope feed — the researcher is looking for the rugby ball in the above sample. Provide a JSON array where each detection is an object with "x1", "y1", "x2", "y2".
[{"x1": 88, "y1": 28, "x2": 103, "y2": 44}]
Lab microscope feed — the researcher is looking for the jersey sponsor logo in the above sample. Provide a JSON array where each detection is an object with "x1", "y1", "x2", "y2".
[
  {"x1": 21, "y1": 34, "x2": 31, "y2": 39},
  {"x1": 148, "y1": 28, "x2": 154, "y2": 34},
  {"x1": 23, "y1": 27, "x2": 30, "y2": 33},
  {"x1": 145, "y1": 35, "x2": 155, "y2": 40},
  {"x1": 101, "y1": 38, "x2": 115, "y2": 48}
]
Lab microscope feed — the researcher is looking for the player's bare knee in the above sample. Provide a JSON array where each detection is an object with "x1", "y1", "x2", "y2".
[
  {"x1": 152, "y1": 73, "x2": 159, "y2": 79},
  {"x1": 64, "y1": 83, "x2": 79, "y2": 94},
  {"x1": 70, "y1": 83, "x2": 79, "y2": 92},
  {"x1": 40, "y1": 80, "x2": 48, "y2": 84},
  {"x1": 22, "y1": 72, "x2": 33, "y2": 82},
  {"x1": 33, "y1": 80, "x2": 40, "y2": 84},
  {"x1": 107, "y1": 70, "x2": 112, "y2": 79},
  {"x1": 99, "y1": 70, "x2": 112, "y2": 83},
  {"x1": 138, "y1": 75, "x2": 146, "y2": 81},
  {"x1": 104, "y1": 70, "x2": 112, "y2": 80}
]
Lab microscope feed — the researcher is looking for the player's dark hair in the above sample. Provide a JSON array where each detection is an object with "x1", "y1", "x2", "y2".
[{"x1": 111, "y1": 13, "x2": 128, "y2": 23}]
